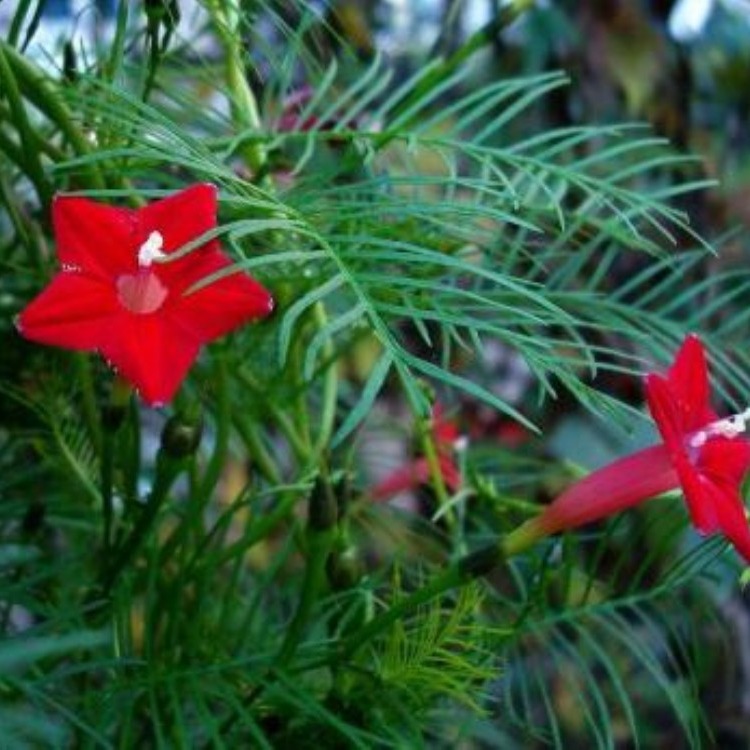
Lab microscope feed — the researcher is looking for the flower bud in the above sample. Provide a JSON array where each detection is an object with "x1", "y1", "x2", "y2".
[
  {"x1": 326, "y1": 545, "x2": 364, "y2": 590},
  {"x1": 62, "y1": 41, "x2": 78, "y2": 84},
  {"x1": 144, "y1": 0, "x2": 180, "y2": 30},
  {"x1": 160, "y1": 412, "x2": 203, "y2": 458},
  {"x1": 308, "y1": 476, "x2": 337, "y2": 532}
]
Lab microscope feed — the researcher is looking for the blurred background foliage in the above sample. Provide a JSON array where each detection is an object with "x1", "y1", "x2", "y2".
[{"x1": 3, "y1": 0, "x2": 750, "y2": 747}]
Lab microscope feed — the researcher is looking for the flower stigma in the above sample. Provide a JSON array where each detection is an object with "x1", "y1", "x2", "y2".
[
  {"x1": 688, "y1": 407, "x2": 750, "y2": 449},
  {"x1": 138, "y1": 231, "x2": 166, "y2": 267}
]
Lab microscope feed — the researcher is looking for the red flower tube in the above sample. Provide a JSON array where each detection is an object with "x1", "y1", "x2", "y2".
[
  {"x1": 507, "y1": 335, "x2": 750, "y2": 563},
  {"x1": 17, "y1": 184, "x2": 274, "y2": 406}
]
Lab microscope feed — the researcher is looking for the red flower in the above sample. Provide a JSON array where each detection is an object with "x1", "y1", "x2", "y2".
[
  {"x1": 371, "y1": 404, "x2": 463, "y2": 501},
  {"x1": 516, "y1": 335, "x2": 750, "y2": 563},
  {"x1": 646, "y1": 335, "x2": 750, "y2": 560},
  {"x1": 17, "y1": 184, "x2": 273, "y2": 406}
]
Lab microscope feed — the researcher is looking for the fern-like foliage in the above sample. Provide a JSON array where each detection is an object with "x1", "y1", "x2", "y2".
[
  {"x1": 495, "y1": 529, "x2": 729, "y2": 748},
  {"x1": 2, "y1": 0, "x2": 748, "y2": 747},
  {"x1": 55, "y1": 51, "x2": 718, "y2": 439}
]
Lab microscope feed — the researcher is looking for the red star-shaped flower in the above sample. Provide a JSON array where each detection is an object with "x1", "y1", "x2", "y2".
[
  {"x1": 17, "y1": 184, "x2": 273, "y2": 405},
  {"x1": 519, "y1": 335, "x2": 750, "y2": 563},
  {"x1": 645, "y1": 334, "x2": 750, "y2": 561}
]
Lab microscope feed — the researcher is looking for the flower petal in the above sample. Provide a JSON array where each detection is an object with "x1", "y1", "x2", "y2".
[
  {"x1": 53, "y1": 195, "x2": 138, "y2": 278},
  {"x1": 671, "y1": 450, "x2": 719, "y2": 533},
  {"x1": 694, "y1": 480, "x2": 750, "y2": 563},
  {"x1": 138, "y1": 183, "x2": 220, "y2": 259},
  {"x1": 645, "y1": 372, "x2": 685, "y2": 455},
  {"x1": 166, "y1": 262, "x2": 273, "y2": 343},
  {"x1": 698, "y1": 436, "x2": 750, "y2": 488},
  {"x1": 17, "y1": 272, "x2": 120, "y2": 350},
  {"x1": 664, "y1": 334, "x2": 716, "y2": 431},
  {"x1": 99, "y1": 315, "x2": 201, "y2": 406}
]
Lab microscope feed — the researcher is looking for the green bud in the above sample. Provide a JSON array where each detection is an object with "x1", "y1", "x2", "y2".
[
  {"x1": 160, "y1": 412, "x2": 203, "y2": 458},
  {"x1": 326, "y1": 546, "x2": 363, "y2": 590},
  {"x1": 144, "y1": 0, "x2": 181, "y2": 28},
  {"x1": 62, "y1": 41, "x2": 77, "y2": 84},
  {"x1": 308, "y1": 477, "x2": 337, "y2": 532}
]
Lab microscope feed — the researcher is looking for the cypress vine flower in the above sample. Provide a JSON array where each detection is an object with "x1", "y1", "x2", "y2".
[
  {"x1": 371, "y1": 404, "x2": 463, "y2": 501},
  {"x1": 17, "y1": 184, "x2": 273, "y2": 406},
  {"x1": 521, "y1": 335, "x2": 750, "y2": 563}
]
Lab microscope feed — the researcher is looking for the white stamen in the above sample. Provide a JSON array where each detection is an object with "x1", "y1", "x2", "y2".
[
  {"x1": 688, "y1": 407, "x2": 750, "y2": 448},
  {"x1": 138, "y1": 231, "x2": 166, "y2": 267}
]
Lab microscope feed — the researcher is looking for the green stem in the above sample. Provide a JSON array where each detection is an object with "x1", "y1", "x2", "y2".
[
  {"x1": 245, "y1": 475, "x2": 338, "y2": 716},
  {"x1": 0, "y1": 174, "x2": 39, "y2": 269},
  {"x1": 7, "y1": 0, "x2": 34, "y2": 47},
  {"x1": 419, "y1": 416, "x2": 453, "y2": 526},
  {"x1": 75, "y1": 354, "x2": 102, "y2": 452},
  {"x1": 372, "y1": 1, "x2": 534, "y2": 152},
  {"x1": 336, "y1": 440, "x2": 675, "y2": 661},
  {"x1": 338, "y1": 560, "x2": 466, "y2": 661},
  {"x1": 337, "y1": 538, "x2": 518, "y2": 661},
  {"x1": 207, "y1": 486, "x2": 306, "y2": 569},
  {"x1": 236, "y1": 368, "x2": 309, "y2": 460},
  {"x1": 101, "y1": 431, "x2": 115, "y2": 552},
  {"x1": 199, "y1": 354, "x2": 231, "y2": 500},
  {"x1": 311, "y1": 302, "x2": 338, "y2": 459},
  {"x1": 0, "y1": 101, "x2": 66, "y2": 161},
  {"x1": 233, "y1": 414, "x2": 282, "y2": 485},
  {"x1": 122, "y1": 398, "x2": 142, "y2": 513},
  {"x1": 0, "y1": 44, "x2": 52, "y2": 207},
  {"x1": 101, "y1": 450, "x2": 183, "y2": 592},
  {"x1": 289, "y1": 337, "x2": 314, "y2": 457},
  {"x1": 100, "y1": 379, "x2": 132, "y2": 549},
  {"x1": 502, "y1": 517, "x2": 546, "y2": 558},
  {"x1": 0, "y1": 40, "x2": 105, "y2": 190},
  {"x1": 207, "y1": 0, "x2": 266, "y2": 173},
  {"x1": 103, "y1": 0, "x2": 129, "y2": 82},
  {"x1": 278, "y1": 523, "x2": 336, "y2": 665}
]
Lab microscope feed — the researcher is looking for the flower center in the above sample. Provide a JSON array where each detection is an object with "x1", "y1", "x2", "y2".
[
  {"x1": 116, "y1": 271, "x2": 168, "y2": 314},
  {"x1": 115, "y1": 231, "x2": 170, "y2": 314},
  {"x1": 688, "y1": 407, "x2": 750, "y2": 448}
]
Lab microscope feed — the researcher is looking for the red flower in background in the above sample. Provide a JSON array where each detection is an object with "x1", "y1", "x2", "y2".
[
  {"x1": 17, "y1": 184, "x2": 273, "y2": 406},
  {"x1": 372, "y1": 404, "x2": 463, "y2": 502},
  {"x1": 526, "y1": 335, "x2": 750, "y2": 563}
]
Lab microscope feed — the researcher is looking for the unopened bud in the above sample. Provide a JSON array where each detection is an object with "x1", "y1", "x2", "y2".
[
  {"x1": 308, "y1": 477, "x2": 337, "y2": 532},
  {"x1": 144, "y1": 0, "x2": 181, "y2": 30},
  {"x1": 160, "y1": 412, "x2": 203, "y2": 458},
  {"x1": 62, "y1": 41, "x2": 78, "y2": 84},
  {"x1": 326, "y1": 546, "x2": 363, "y2": 590}
]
